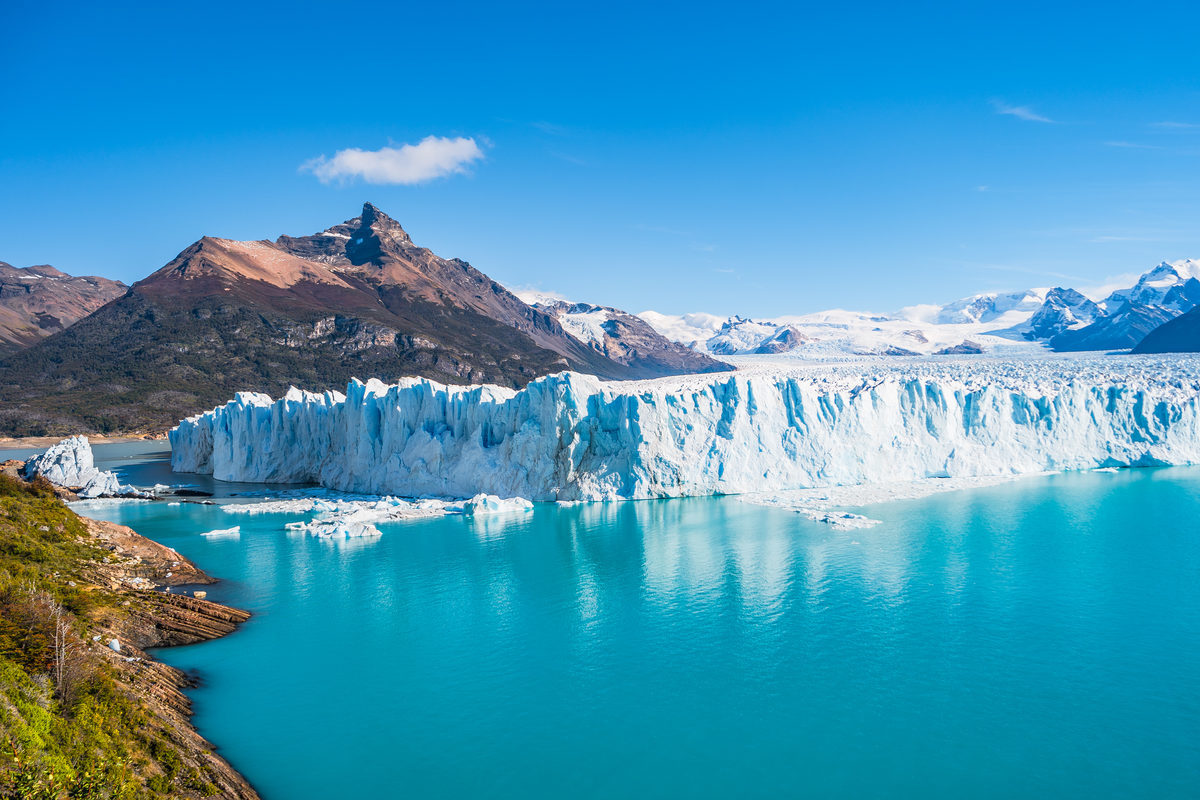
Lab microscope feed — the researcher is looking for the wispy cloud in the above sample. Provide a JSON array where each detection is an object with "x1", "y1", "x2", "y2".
[
  {"x1": 531, "y1": 121, "x2": 567, "y2": 135},
  {"x1": 509, "y1": 285, "x2": 571, "y2": 305},
  {"x1": 633, "y1": 223, "x2": 692, "y2": 237},
  {"x1": 1151, "y1": 121, "x2": 1200, "y2": 129},
  {"x1": 975, "y1": 185, "x2": 990, "y2": 192},
  {"x1": 978, "y1": 263, "x2": 1092, "y2": 283},
  {"x1": 992, "y1": 100, "x2": 1056, "y2": 123},
  {"x1": 550, "y1": 151, "x2": 587, "y2": 166},
  {"x1": 1078, "y1": 273, "x2": 1143, "y2": 301},
  {"x1": 1104, "y1": 140, "x2": 1162, "y2": 150},
  {"x1": 302, "y1": 136, "x2": 485, "y2": 185}
]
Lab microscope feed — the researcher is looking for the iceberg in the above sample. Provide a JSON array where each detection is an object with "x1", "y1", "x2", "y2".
[
  {"x1": 23, "y1": 435, "x2": 99, "y2": 487},
  {"x1": 221, "y1": 493, "x2": 531, "y2": 539},
  {"x1": 170, "y1": 356, "x2": 1200, "y2": 502},
  {"x1": 24, "y1": 436, "x2": 150, "y2": 498},
  {"x1": 200, "y1": 526, "x2": 241, "y2": 538}
]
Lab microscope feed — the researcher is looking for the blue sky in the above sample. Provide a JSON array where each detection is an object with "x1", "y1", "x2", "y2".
[{"x1": 3, "y1": 0, "x2": 1200, "y2": 316}]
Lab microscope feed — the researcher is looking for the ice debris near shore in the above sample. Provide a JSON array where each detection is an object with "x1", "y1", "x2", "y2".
[
  {"x1": 222, "y1": 493, "x2": 533, "y2": 538},
  {"x1": 23, "y1": 436, "x2": 150, "y2": 498},
  {"x1": 170, "y1": 356, "x2": 1200, "y2": 502}
]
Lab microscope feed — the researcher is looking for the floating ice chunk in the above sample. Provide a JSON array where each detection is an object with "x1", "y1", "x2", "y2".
[
  {"x1": 200, "y1": 526, "x2": 241, "y2": 538},
  {"x1": 802, "y1": 511, "x2": 882, "y2": 530},
  {"x1": 459, "y1": 494, "x2": 534, "y2": 515}
]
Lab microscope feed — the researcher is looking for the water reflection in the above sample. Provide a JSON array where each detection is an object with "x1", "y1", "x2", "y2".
[{"x1": 72, "y1": 468, "x2": 1200, "y2": 799}]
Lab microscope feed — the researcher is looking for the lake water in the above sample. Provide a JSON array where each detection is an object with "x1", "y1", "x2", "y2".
[{"x1": 25, "y1": 444, "x2": 1200, "y2": 798}]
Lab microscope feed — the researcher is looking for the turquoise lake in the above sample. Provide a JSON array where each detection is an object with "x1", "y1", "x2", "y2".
[{"x1": 60, "y1": 446, "x2": 1200, "y2": 798}]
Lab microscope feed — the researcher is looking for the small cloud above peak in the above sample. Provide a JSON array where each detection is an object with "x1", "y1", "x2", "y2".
[
  {"x1": 302, "y1": 136, "x2": 485, "y2": 185},
  {"x1": 991, "y1": 100, "x2": 1055, "y2": 123}
]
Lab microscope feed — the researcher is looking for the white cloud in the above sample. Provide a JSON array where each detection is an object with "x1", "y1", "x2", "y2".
[
  {"x1": 1151, "y1": 121, "x2": 1199, "y2": 129},
  {"x1": 992, "y1": 100, "x2": 1055, "y2": 123},
  {"x1": 508, "y1": 286, "x2": 572, "y2": 306},
  {"x1": 1078, "y1": 273, "x2": 1142, "y2": 301},
  {"x1": 1104, "y1": 140, "x2": 1161, "y2": 149},
  {"x1": 302, "y1": 136, "x2": 485, "y2": 185}
]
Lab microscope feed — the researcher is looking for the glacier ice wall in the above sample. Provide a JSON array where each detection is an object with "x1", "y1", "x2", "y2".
[{"x1": 169, "y1": 361, "x2": 1200, "y2": 501}]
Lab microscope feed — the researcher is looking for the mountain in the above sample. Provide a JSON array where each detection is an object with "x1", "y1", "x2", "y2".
[
  {"x1": 525, "y1": 299, "x2": 728, "y2": 376},
  {"x1": 1131, "y1": 303, "x2": 1200, "y2": 353},
  {"x1": 1103, "y1": 260, "x2": 1200, "y2": 309},
  {"x1": 636, "y1": 260, "x2": 1200, "y2": 357},
  {"x1": 0, "y1": 261, "x2": 126, "y2": 352},
  {"x1": 1023, "y1": 288, "x2": 1103, "y2": 340},
  {"x1": 706, "y1": 317, "x2": 796, "y2": 355},
  {"x1": 1049, "y1": 302, "x2": 1176, "y2": 352},
  {"x1": 0, "y1": 204, "x2": 726, "y2": 436},
  {"x1": 1045, "y1": 263, "x2": 1200, "y2": 352},
  {"x1": 912, "y1": 288, "x2": 1049, "y2": 326}
]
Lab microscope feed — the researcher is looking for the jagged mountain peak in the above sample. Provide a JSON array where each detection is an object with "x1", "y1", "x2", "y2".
[{"x1": 275, "y1": 203, "x2": 417, "y2": 267}]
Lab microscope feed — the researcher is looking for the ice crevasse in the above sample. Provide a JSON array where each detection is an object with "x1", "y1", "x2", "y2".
[{"x1": 169, "y1": 363, "x2": 1200, "y2": 501}]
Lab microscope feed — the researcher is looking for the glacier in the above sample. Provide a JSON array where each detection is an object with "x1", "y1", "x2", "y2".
[{"x1": 169, "y1": 355, "x2": 1200, "y2": 502}]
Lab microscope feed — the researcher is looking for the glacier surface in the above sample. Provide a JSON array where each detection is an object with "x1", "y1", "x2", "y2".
[{"x1": 170, "y1": 355, "x2": 1200, "y2": 502}]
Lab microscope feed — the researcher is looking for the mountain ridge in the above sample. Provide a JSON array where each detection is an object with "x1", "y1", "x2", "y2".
[
  {"x1": 0, "y1": 204, "x2": 726, "y2": 436},
  {"x1": 0, "y1": 261, "x2": 126, "y2": 352}
]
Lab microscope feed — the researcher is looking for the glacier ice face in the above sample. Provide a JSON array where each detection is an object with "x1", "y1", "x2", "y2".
[{"x1": 170, "y1": 356, "x2": 1200, "y2": 502}]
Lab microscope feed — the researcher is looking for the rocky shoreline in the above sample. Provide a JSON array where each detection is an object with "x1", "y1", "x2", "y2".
[
  {"x1": 78, "y1": 513, "x2": 260, "y2": 799},
  {"x1": 0, "y1": 457, "x2": 259, "y2": 799}
]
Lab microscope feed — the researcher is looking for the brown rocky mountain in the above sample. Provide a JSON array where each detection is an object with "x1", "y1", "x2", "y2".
[
  {"x1": 0, "y1": 261, "x2": 126, "y2": 352},
  {"x1": 0, "y1": 204, "x2": 728, "y2": 435}
]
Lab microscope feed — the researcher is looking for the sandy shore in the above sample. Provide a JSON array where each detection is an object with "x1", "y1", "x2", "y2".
[{"x1": 0, "y1": 432, "x2": 167, "y2": 448}]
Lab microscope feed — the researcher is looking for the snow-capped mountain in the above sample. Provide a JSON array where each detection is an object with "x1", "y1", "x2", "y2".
[
  {"x1": 1051, "y1": 303, "x2": 1176, "y2": 352},
  {"x1": 631, "y1": 258, "x2": 1200, "y2": 358},
  {"x1": 516, "y1": 296, "x2": 728, "y2": 377},
  {"x1": 706, "y1": 317, "x2": 799, "y2": 355},
  {"x1": 1103, "y1": 260, "x2": 1200, "y2": 310},
  {"x1": 901, "y1": 288, "x2": 1049, "y2": 326},
  {"x1": 1023, "y1": 288, "x2": 1103, "y2": 341}
]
